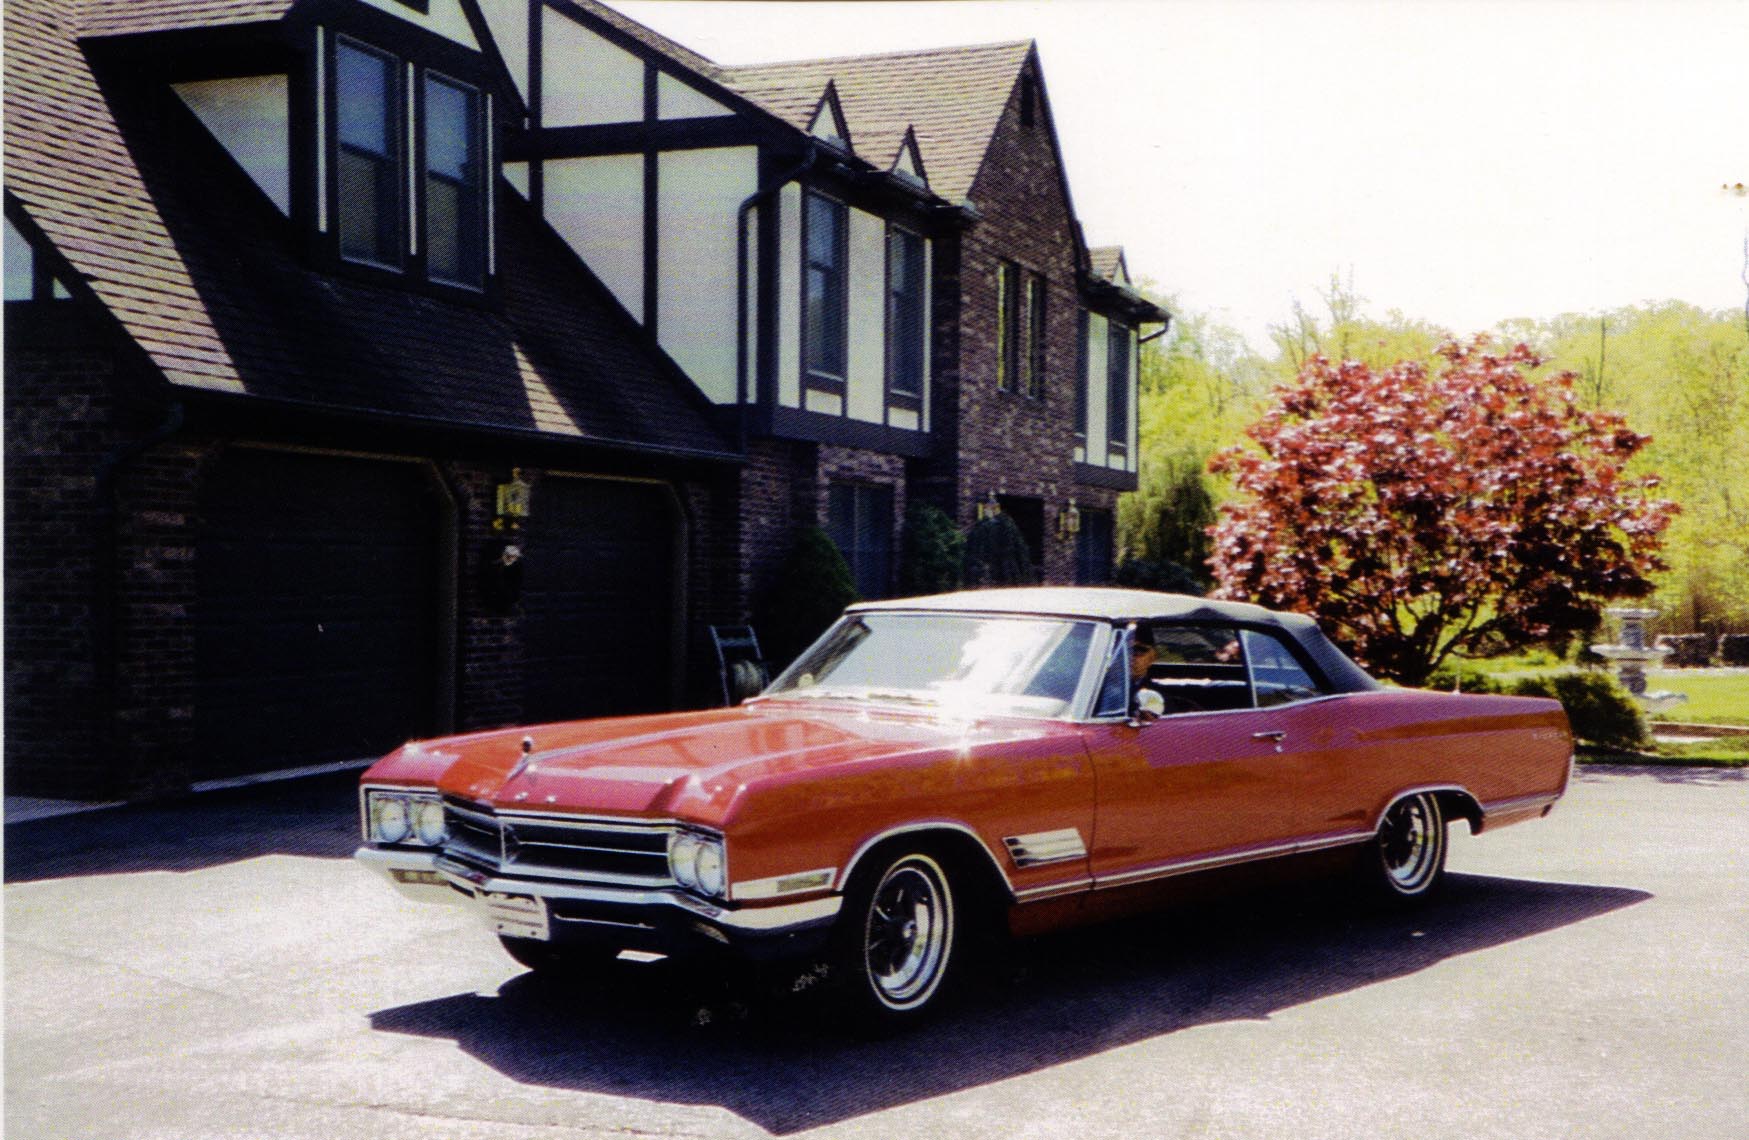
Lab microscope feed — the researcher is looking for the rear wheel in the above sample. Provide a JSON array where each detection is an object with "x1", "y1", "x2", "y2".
[
  {"x1": 833, "y1": 849, "x2": 959, "y2": 1028},
  {"x1": 1367, "y1": 793, "x2": 1448, "y2": 901}
]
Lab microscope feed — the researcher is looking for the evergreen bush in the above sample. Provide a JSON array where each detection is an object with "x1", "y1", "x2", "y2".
[
  {"x1": 962, "y1": 514, "x2": 1035, "y2": 587},
  {"x1": 755, "y1": 527, "x2": 857, "y2": 671},
  {"x1": 898, "y1": 502, "x2": 964, "y2": 596},
  {"x1": 1113, "y1": 558, "x2": 1205, "y2": 596},
  {"x1": 1506, "y1": 671, "x2": 1649, "y2": 751}
]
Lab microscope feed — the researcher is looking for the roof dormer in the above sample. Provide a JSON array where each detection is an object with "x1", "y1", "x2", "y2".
[
  {"x1": 891, "y1": 126, "x2": 929, "y2": 190},
  {"x1": 807, "y1": 81, "x2": 853, "y2": 154}
]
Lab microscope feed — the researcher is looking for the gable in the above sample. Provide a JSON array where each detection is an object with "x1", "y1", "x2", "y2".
[
  {"x1": 173, "y1": 76, "x2": 292, "y2": 215},
  {"x1": 356, "y1": 0, "x2": 480, "y2": 49}
]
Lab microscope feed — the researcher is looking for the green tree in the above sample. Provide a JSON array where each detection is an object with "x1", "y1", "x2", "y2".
[
  {"x1": 756, "y1": 527, "x2": 858, "y2": 670},
  {"x1": 897, "y1": 502, "x2": 964, "y2": 595}
]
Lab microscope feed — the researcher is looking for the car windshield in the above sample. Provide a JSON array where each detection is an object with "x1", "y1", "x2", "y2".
[{"x1": 762, "y1": 613, "x2": 1097, "y2": 719}]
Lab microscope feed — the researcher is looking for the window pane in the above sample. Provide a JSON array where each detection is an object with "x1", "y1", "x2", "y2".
[
  {"x1": 424, "y1": 73, "x2": 483, "y2": 286},
  {"x1": 1242, "y1": 629, "x2": 1325, "y2": 707},
  {"x1": 1107, "y1": 320, "x2": 1130, "y2": 445},
  {"x1": 887, "y1": 229, "x2": 925, "y2": 397},
  {"x1": 337, "y1": 43, "x2": 392, "y2": 156},
  {"x1": 1026, "y1": 274, "x2": 1047, "y2": 398},
  {"x1": 803, "y1": 193, "x2": 847, "y2": 381},
  {"x1": 336, "y1": 40, "x2": 400, "y2": 267}
]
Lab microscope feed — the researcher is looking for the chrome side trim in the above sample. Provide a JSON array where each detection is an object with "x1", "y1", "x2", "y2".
[
  {"x1": 1091, "y1": 831, "x2": 1374, "y2": 891},
  {"x1": 1480, "y1": 791, "x2": 1561, "y2": 817},
  {"x1": 1013, "y1": 876, "x2": 1094, "y2": 902},
  {"x1": 1003, "y1": 828, "x2": 1089, "y2": 868}
]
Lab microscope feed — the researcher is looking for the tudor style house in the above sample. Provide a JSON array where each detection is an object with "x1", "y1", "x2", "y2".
[{"x1": 4, "y1": 0, "x2": 1169, "y2": 799}]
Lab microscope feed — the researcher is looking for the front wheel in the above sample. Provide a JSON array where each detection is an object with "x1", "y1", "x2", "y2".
[
  {"x1": 833, "y1": 850, "x2": 959, "y2": 1028},
  {"x1": 1367, "y1": 792, "x2": 1448, "y2": 902}
]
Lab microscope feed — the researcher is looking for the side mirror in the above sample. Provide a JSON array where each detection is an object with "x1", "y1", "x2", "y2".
[{"x1": 1130, "y1": 688, "x2": 1166, "y2": 725}]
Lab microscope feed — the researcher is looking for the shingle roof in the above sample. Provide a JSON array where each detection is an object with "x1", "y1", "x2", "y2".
[
  {"x1": 4, "y1": 0, "x2": 736, "y2": 460},
  {"x1": 1089, "y1": 246, "x2": 1126, "y2": 283},
  {"x1": 76, "y1": 0, "x2": 297, "y2": 37},
  {"x1": 719, "y1": 41, "x2": 1032, "y2": 203}
]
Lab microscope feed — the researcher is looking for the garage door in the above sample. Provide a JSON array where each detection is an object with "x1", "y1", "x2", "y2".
[
  {"x1": 194, "y1": 450, "x2": 443, "y2": 780},
  {"x1": 521, "y1": 477, "x2": 680, "y2": 724}
]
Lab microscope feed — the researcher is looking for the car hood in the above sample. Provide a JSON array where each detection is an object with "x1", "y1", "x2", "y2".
[{"x1": 407, "y1": 700, "x2": 1064, "y2": 822}]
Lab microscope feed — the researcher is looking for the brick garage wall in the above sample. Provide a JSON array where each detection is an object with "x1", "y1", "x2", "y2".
[
  {"x1": 448, "y1": 462, "x2": 521, "y2": 730},
  {"x1": 3, "y1": 326, "x2": 128, "y2": 797},
  {"x1": 950, "y1": 58, "x2": 1111, "y2": 585},
  {"x1": 738, "y1": 437, "x2": 818, "y2": 611}
]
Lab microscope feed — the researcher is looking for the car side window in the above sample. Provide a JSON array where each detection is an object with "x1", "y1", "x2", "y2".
[
  {"x1": 1139, "y1": 623, "x2": 1252, "y2": 714},
  {"x1": 1241, "y1": 628, "x2": 1327, "y2": 707},
  {"x1": 1094, "y1": 628, "x2": 1131, "y2": 717}
]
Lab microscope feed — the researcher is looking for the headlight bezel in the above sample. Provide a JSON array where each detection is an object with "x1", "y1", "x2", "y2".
[
  {"x1": 363, "y1": 787, "x2": 446, "y2": 848},
  {"x1": 667, "y1": 829, "x2": 727, "y2": 900}
]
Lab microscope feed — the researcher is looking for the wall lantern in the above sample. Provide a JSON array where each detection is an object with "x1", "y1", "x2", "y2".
[
  {"x1": 494, "y1": 468, "x2": 531, "y2": 534},
  {"x1": 1057, "y1": 498, "x2": 1082, "y2": 540},
  {"x1": 976, "y1": 490, "x2": 1002, "y2": 522}
]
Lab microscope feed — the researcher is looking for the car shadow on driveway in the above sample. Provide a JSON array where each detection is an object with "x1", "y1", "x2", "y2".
[
  {"x1": 368, "y1": 872, "x2": 1648, "y2": 1134},
  {"x1": 3, "y1": 770, "x2": 360, "y2": 883}
]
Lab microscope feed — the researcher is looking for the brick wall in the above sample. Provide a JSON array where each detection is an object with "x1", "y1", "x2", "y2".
[
  {"x1": 948, "y1": 59, "x2": 1105, "y2": 585},
  {"x1": 3, "y1": 324, "x2": 124, "y2": 797}
]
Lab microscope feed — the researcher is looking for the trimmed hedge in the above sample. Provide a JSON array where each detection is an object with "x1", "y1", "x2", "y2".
[
  {"x1": 898, "y1": 502, "x2": 964, "y2": 596},
  {"x1": 1720, "y1": 634, "x2": 1749, "y2": 668},
  {"x1": 1424, "y1": 666, "x2": 1649, "y2": 751},
  {"x1": 1657, "y1": 633, "x2": 1714, "y2": 667},
  {"x1": 1113, "y1": 558, "x2": 1205, "y2": 596},
  {"x1": 755, "y1": 526, "x2": 858, "y2": 672}
]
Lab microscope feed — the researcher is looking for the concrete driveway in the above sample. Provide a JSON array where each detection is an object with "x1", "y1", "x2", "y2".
[{"x1": 6, "y1": 764, "x2": 1746, "y2": 1139}]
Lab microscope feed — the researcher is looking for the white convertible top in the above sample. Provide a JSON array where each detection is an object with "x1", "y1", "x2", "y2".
[{"x1": 849, "y1": 587, "x2": 1384, "y2": 694}]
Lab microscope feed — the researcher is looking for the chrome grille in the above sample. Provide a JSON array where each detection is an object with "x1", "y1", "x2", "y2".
[{"x1": 441, "y1": 796, "x2": 675, "y2": 886}]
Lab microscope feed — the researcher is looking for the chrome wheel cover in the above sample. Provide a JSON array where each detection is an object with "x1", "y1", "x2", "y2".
[
  {"x1": 1379, "y1": 793, "x2": 1445, "y2": 895},
  {"x1": 862, "y1": 855, "x2": 954, "y2": 1010}
]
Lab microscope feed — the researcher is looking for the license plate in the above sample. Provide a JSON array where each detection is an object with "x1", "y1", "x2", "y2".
[{"x1": 480, "y1": 891, "x2": 550, "y2": 941}]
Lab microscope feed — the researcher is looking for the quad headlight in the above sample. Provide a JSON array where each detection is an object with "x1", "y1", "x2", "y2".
[
  {"x1": 365, "y1": 789, "x2": 446, "y2": 847},
  {"x1": 668, "y1": 830, "x2": 727, "y2": 899}
]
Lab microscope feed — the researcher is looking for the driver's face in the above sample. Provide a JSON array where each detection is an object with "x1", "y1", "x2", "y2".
[{"x1": 1130, "y1": 642, "x2": 1157, "y2": 680}]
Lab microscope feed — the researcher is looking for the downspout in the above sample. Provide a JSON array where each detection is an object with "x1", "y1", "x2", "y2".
[
  {"x1": 92, "y1": 399, "x2": 185, "y2": 797},
  {"x1": 735, "y1": 142, "x2": 818, "y2": 449}
]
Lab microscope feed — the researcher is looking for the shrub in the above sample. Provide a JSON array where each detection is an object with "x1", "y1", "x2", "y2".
[
  {"x1": 755, "y1": 527, "x2": 857, "y2": 671},
  {"x1": 962, "y1": 514, "x2": 1035, "y2": 587},
  {"x1": 1656, "y1": 633, "x2": 1714, "y2": 668},
  {"x1": 1113, "y1": 558, "x2": 1205, "y2": 596},
  {"x1": 1424, "y1": 662, "x2": 1508, "y2": 694},
  {"x1": 898, "y1": 502, "x2": 964, "y2": 596},
  {"x1": 1506, "y1": 671, "x2": 1648, "y2": 751},
  {"x1": 1720, "y1": 634, "x2": 1749, "y2": 668}
]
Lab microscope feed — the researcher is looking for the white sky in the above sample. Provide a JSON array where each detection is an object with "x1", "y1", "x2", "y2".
[{"x1": 618, "y1": 0, "x2": 1749, "y2": 348}]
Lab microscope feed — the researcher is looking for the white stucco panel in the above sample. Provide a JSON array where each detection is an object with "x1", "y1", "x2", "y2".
[
  {"x1": 657, "y1": 147, "x2": 757, "y2": 404},
  {"x1": 357, "y1": 0, "x2": 479, "y2": 47},
  {"x1": 174, "y1": 75, "x2": 291, "y2": 215},
  {"x1": 1086, "y1": 311, "x2": 1110, "y2": 464},
  {"x1": 658, "y1": 72, "x2": 733, "y2": 119},
  {"x1": 777, "y1": 184, "x2": 801, "y2": 409},
  {"x1": 479, "y1": 0, "x2": 529, "y2": 102},
  {"x1": 845, "y1": 207, "x2": 886, "y2": 424},
  {"x1": 542, "y1": 7, "x2": 644, "y2": 126},
  {"x1": 545, "y1": 154, "x2": 645, "y2": 322},
  {"x1": 502, "y1": 162, "x2": 530, "y2": 198}
]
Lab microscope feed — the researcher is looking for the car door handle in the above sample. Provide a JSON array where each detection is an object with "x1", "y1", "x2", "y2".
[{"x1": 1251, "y1": 730, "x2": 1287, "y2": 742}]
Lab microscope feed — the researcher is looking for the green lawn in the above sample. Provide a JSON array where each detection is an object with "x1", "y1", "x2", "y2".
[{"x1": 1646, "y1": 670, "x2": 1749, "y2": 726}]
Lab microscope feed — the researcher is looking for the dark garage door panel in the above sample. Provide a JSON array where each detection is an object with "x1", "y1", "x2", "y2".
[
  {"x1": 522, "y1": 478, "x2": 678, "y2": 725},
  {"x1": 195, "y1": 450, "x2": 441, "y2": 779}
]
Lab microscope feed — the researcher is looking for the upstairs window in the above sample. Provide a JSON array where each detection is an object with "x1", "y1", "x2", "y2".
[
  {"x1": 1024, "y1": 273, "x2": 1047, "y2": 399},
  {"x1": 1074, "y1": 308, "x2": 1089, "y2": 438},
  {"x1": 886, "y1": 226, "x2": 926, "y2": 402},
  {"x1": 803, "y1": 191, "x2": 849, "y2": 390},
  {"x1": 996, "y1": 261, "x2": 1020, "y2": 392},
  {"x1": 1107, "y1": 319, "x2": 1131, "y2": 452},
  {"x1": 423, "y1": 72, "x2": 485, "y2": 287},
  {"x1": 327, "y1": 32, "x2": 490, "y2": 290},
  {"x1": 336, "y1": 39, "x2": 403, "y2": 269}
]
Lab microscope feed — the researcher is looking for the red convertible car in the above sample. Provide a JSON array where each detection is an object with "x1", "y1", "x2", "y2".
[{"x1": 357, "y1": 588, "x2": 1572, "y2": 1025}]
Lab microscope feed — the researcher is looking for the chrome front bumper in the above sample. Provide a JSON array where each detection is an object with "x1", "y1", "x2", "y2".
[{"x1": 355, "y1": 845, "x2": 842, "y2": 955}]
